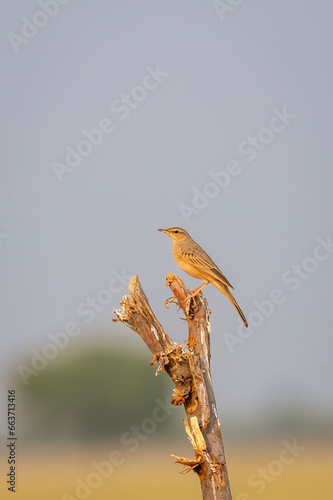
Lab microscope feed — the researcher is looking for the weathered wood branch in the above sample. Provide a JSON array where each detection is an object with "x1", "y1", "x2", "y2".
[{"x1": 113, "y1": 273, "x2": 232, "y2": 500}]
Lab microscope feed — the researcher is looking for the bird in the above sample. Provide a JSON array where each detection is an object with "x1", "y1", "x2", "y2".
[{"x1": 158, "y1": 227, "x2": 248, "y2": 327}]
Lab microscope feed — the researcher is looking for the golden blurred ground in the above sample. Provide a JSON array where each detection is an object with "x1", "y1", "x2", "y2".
[{"x1": 2, "y1": 438, "x2": 332, "y2": 499}]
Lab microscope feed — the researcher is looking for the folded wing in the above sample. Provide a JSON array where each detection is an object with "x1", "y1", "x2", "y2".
[{"x1": 180, "y1": 249, "x2": 234, "y2": 290}]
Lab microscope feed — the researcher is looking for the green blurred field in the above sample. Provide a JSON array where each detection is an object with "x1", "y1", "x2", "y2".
[{"x1": 2, "y1": 438, "x2": 332, "y2": 499}]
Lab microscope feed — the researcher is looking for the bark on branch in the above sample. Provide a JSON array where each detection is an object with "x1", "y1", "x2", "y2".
[{"x1": 113, "y1": 273, "x2": 232, "y2": 500}]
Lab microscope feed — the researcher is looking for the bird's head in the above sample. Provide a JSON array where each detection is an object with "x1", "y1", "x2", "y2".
[{"x1": 158, "y1": 227, "x2": 189, "y2": 242}]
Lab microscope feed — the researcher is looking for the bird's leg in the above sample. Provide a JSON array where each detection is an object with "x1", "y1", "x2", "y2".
[{"x1": 185, "y1": 282, "x2": 208, "y2": 302}]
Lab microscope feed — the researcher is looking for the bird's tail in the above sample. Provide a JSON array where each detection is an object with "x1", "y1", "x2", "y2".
[{"x1": 212, "y1": 279, "x2": 248, "y2": 328}]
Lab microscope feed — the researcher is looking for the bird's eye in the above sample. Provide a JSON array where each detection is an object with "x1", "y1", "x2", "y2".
[{"x1": 174, "y1": 230, "x2": 179, "y2": 234}]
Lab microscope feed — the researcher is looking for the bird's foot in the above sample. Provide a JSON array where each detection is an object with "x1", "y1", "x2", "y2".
[
  {"x1": 185, "y1": 283, "x2": 208, "y2": 302},
  {"x1": 185, "y1": 292, "x2": 197, "y2": 303},
  {"x1": 164, "y1": 296, "x2": 177, "y2": 309}
]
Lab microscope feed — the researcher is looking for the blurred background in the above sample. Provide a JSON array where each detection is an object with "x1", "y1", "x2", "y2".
[{"x1": 1, "y1": 1, "x2": 333, "y2": 499}]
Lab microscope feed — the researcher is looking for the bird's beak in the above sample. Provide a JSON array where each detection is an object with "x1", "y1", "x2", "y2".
[{"x1": 158, "y1": 229, "x2": 169, "y2": 234}]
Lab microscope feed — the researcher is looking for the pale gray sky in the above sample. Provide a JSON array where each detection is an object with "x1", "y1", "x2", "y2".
[{"x1": 1, "y1": 1, "x2": 333, "y2": 424}]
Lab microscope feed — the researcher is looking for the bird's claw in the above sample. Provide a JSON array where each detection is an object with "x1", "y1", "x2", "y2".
[
  {"x1": 185, "y1": 289, "x2": 200, "y2": 303},
  {"x1": 164, "y1": 296, "x2": 177, "y2": 309}
]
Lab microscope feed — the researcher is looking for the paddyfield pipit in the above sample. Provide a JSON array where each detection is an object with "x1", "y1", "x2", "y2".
[{"x1": 158, "y1": 227, "x2": 248, "y2": 327}]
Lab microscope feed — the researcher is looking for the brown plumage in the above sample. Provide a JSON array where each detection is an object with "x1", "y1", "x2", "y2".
[{"x1": 158, "y1": 227, "x2": 248, "y2": 327}]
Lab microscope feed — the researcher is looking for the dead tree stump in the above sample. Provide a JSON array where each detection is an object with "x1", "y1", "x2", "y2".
[{"x1": 113, "y1": 273, "x2": 232, "y2": 500}]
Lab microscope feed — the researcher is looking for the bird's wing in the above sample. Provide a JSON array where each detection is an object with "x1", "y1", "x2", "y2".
[{"x1": 181, "y1": 250, "x2": 234, "y2": 289}]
